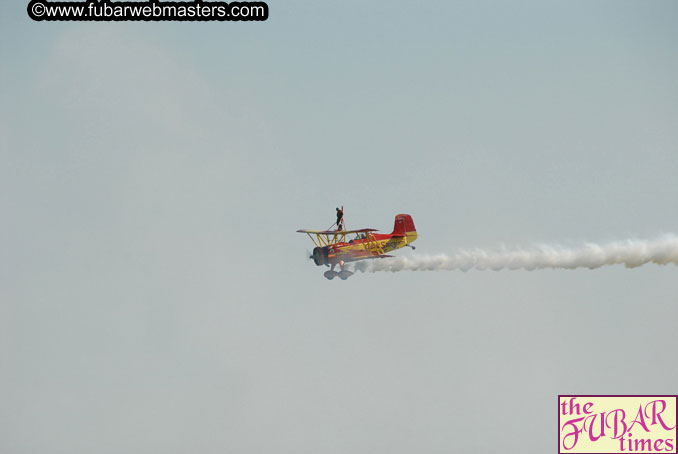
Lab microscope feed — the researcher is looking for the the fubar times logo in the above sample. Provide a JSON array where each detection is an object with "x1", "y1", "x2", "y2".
[{"x1": 559, "y1": 396, "x2": 677, "y2": 453}]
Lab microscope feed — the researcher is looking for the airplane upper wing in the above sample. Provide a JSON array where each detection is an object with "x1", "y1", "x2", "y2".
[{"x1": 296, "y1": 228, "x2": 378, "y2": 234}]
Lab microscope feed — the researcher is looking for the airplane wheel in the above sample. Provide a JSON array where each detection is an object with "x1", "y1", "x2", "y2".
[
  {"x1": 324, "y1": 270, "x2": 337, "y2": 280},
  {"x1": 338, "y1": 270, "x2": 354, "y2": 280}
]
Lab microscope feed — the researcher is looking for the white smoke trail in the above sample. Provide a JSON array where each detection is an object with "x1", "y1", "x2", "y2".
[{"x1": 354, "y1": 235, "x2": 678, "y2": 273}]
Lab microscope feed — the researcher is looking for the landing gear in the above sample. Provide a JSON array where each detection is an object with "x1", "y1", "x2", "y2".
[
  {"x1": 323, "y1": 262, "x2": 353, "y2": 280},
  {"x1": 338, "y1": 270, "x2": 354, "y2": 280}
]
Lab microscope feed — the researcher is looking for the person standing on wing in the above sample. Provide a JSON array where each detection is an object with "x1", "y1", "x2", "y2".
[{"x1": 335, "y1": 207, "x2": 344, "y2": 231}]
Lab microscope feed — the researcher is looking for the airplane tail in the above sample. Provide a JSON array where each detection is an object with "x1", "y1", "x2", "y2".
[{"x1": 392, "y1": 214, "x2": 417, "y2": 243}]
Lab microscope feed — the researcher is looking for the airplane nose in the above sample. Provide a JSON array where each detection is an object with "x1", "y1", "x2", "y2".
[{"x1": 312, "y1": 247, "x2": 329, "y2": 266}]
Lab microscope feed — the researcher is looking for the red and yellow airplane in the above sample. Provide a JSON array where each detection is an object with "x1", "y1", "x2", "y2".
[{"x1": 297, "y1": 212, "x2": 417, "y2": 280}]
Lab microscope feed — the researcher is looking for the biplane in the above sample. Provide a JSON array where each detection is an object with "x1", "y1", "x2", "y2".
[{"x1": 297, "y1": 212, "x2": 417, "y2": 280}]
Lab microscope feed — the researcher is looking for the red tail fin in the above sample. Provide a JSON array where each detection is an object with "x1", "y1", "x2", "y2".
[{"x1": 392, "y1": 214, "x2": 416, "y2": 235}]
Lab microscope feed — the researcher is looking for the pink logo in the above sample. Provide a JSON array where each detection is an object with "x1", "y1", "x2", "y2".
[{"x1": 559, "y1": 395, "x2": 677, "y2": 453}]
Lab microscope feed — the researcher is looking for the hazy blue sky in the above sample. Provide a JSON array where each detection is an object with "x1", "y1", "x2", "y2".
[{"x1": 2, "y1": 1, "x2": 678, "y2": 453}]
